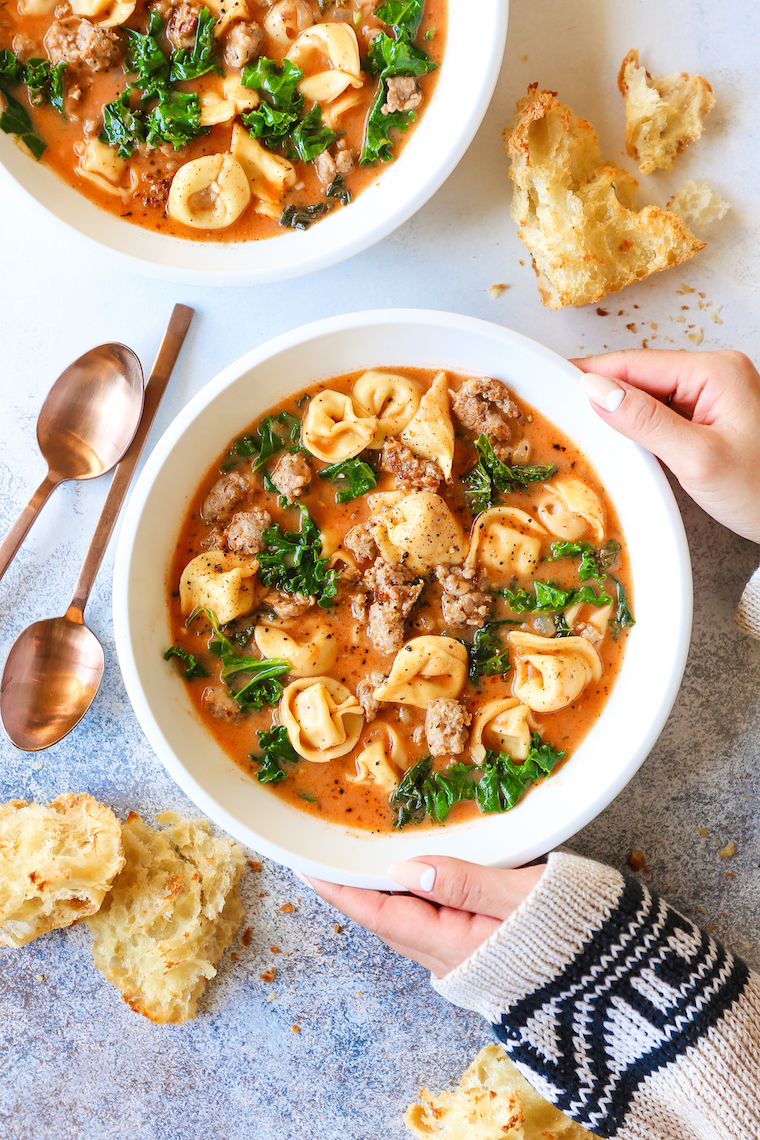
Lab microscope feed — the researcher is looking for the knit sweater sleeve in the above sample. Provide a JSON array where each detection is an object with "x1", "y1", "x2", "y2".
[
  {"x1": 735, "y1": 565, "x2": 760, "y2": 638},
  {"x1": 432, "y1": 851, "x2": 760, "y2": 1140}
]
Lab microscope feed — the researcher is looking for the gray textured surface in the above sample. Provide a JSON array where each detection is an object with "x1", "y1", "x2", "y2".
[{"x1": 1, "y1": 1, "x2": 760, "y2": 1137}]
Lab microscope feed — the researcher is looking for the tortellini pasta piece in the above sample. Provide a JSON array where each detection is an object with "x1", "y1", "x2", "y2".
[
  {"x1": 536, "y1": 476, "x2": 605, "y2": 542},
  {"x1": 470, "y1": 698, "x2": 536, "y2": 764},
  {"x1": 166, "y1": 154, "x2": 251, "y2": 230},
  {"x1": 253, "y1": 620, "x2": 337, "y2": 678},
  {"x1": 352, "y1": 371, "x2": 422, "y2": 448},
  {"x1": 230, "y1": 124, "x2": 296, "y2": 215},
  {"x1": 464, "y1": 507, "x2": 547, "y2": 583},
  {"x1": 322, "y1": 88, "x2": 365, "y2": 130},
  {"x1": 223, "y1": 75, "x2": 260, "y2": 113},
  {"x1": 286, "y1": 23, "x2": 363, "y2": 103},
  {"x1": 399, "y1": 370, "x2": 455, "y2": 480},
  {"x1": 205, "y1": 0, "x2": 248, "y2": 36},
  {"x1": 18, "y1": 0, "x2": 56, "y2": 14},
  {"x1": 370, "y1": 492, "x2": 466, "y2": 575},
  {"x1": 373, "y1": 637, "x2": 468, "y2": 708},
  {"x1": 76, "y1": 139, "x2": 127, "y2": 198},
  {"x1": 70, "y1": 0, "x2": 135, "y2": 24},
  {"x1": 179, "y1": 553, "x2": 258, "y2": 625},
  {"x1": 508, "y1": 631, "x2": 602, "y2": 713},
  {"x1": 302, "y1": 391, "x2": 377, "y2": 463},
  {"x1": 263, "y1": 0, "x2": 313, "y2": 48},
  {"x1": 280, "y1": 677, "x2": 364, "y2": 762},
  {"x1": 347, "y1": 725, "x2": 406, "y2": 796},
  {"x1": 199, "y1": 89, "x2": 237, "y2": 127}
]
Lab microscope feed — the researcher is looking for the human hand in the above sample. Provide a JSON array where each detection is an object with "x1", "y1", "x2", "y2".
[
  {"x1": 298, "y1": 857, "x2": 545, "y2": 978},
  {"x1": 571, "y1": 349, "x2": 760, "y2": 544}
]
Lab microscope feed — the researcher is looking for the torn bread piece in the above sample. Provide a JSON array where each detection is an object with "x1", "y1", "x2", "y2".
[
  {"x1": 668, "y1": 179, "x2": 730, "y2": 233},
  {"x1": 504, "y1": 85, "x2": 704, "y2": 309},
  {"x1": 86, "y1": 812, "x2": 245, "y2": 1024},
  {"x1": 405, "y1": 1043, "x2": 600, "y2": 1140},
  {"x1": 618, "y1": 49, "x2": 715, "y2": 174},
  {"x1": 0, "y1": 793, "x2": 124, "y2": 949}
]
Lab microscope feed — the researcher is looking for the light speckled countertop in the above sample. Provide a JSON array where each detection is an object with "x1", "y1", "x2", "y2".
[{"x1": 1, "y1": 2, "x2": 759, "y2": 1137}]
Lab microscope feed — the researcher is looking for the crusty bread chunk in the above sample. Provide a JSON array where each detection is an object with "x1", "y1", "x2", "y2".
[
  {"x1": 86, "y1": 811, "x2": 245, "y2": 1024},
  {"x1": 668, "y1": 179, "x2": 730, "y2": 233},
  {"x1": 405, "y1": 1043, "x2": 600, "y2": 1140},
  {"x1": 504, "y1": 85, "x2": 704, "y2": 309},
  {"x1": 0, "y1": 793, "x2": 124, "y2": 949},
  {"x1": 618, "y1": 49, "x2": 715, "y2": 174}
]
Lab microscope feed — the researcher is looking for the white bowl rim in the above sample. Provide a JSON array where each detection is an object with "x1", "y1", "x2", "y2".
[
  {"x1": 0, "y1": 1, "x2": 508, "y2": 286},
  {"x1": 113, "y1": 308, "x2": 693, "y2": 886}
]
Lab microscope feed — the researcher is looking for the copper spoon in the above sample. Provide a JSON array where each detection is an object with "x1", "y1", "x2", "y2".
[
  {"x1": 0, "y1": 304, "x2": 194, "y2": 751},
  {"x1": 0, "y1": 344, "x2": 145, "y2": 585}
]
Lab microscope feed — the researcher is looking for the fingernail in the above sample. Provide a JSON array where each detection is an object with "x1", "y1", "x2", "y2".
[
  {"x1": 293, "y1": 871, "x2": 313, "y2": 888},
  {"x1": 387, "y1": 861, "x2": 436, "y2": 892},
  {"x1": 579, "y1": 372, "x2": 625, "y2": 412}
]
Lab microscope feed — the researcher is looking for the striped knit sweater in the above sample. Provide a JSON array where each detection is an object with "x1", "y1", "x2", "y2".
[{"x1": 432, "y1": 573, "x2": 760, "y2": 1140}]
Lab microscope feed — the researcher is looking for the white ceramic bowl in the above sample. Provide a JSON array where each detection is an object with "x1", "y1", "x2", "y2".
[
  {"x1": 114, "y1": 310, "x2": 692, "y2": 888},
  {"x1": 0, "y1": 2, "x2": 507, "y2": 286}
]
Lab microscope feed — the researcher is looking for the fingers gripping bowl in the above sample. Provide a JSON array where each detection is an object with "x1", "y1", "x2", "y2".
[{"x1": 113, "y1": 311, "x2": 692, "y2": 887}]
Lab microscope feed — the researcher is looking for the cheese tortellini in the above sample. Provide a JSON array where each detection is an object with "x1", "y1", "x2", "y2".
[
  {"x1": 465, "y1": 507, "x2": 547, "y2": 583},
  {"x1": 348, "y1": 725, "x2": 406, "y2": 796},
  {"x1": 286, "y1": 22, "x2": 364, "y2": 103},
  {"x1": 179, "y1": 553, "x2": 258, "y2": 625},
  {"x1": 253, "y1": 620, "x2": 337, "y2": 678},
  {"x1": 399, "y1": 370, "x2": 455, "y2": 480},
  {"x1": 263, "y1": 0, "x2": 313, "y2": 48},
  {"x1": 373, "y1": 637, "x2": 468, "y2": 708},
  {"x1": 352, "y1": 371, "x2": 422, "y2": 448},
  {"x1": 230, "y1": 124, "x2": 296, "y2": 217},
  {"x1": 280, "y1": 677, "x2": 364, "y2": 762},
  {"x1": 76, "y1": 139, "x2": 128, "y2": 198},
  {"x1": 536, "y1": 476, "x2": 605, "y2": 542},
  {"x1": 508, "y1": 631, "x2": 602, "y2": 713},
  {"x1": 302, "y1": 390, "x2": 378, "y2": 462},
  {"x1": 167, "y1": 154, "x2": 251, "y2": 230},
  {"x1": 470, "y1": 698, "x2": 536, "y2": 763},
  {"x1": 70, "y1": 0, "x2": 135, "y2": 25},
  {"x1": 370, "y1": 492, "x2": 466, "y2": 575}
]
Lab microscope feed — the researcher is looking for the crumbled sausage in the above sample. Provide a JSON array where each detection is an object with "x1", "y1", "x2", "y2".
[
  {"x1": 356, "y1": 671, "x2": 386, "y2": 722},
  {"x1": 343, "y1": 523, "x2": 378, "y2": 564},
  {"x1": 380, "y1": 438, "x2": 442, "y2": 494},
  {"x1": 382, "y1": 76, "x2": 423, "y2": 115},
  {"x1": 435, "y1": 565, "x2": 491, "y2": 628},
  {"x1": 335, "y1": 148, "x2": 354, "y2": 177},
  {"x1": 166, "y1": 0, "x2": 199, "y2": 48},
  {"x1": 226, "y1": 507, "x2": 271, "y2": 556},
  {"x1": 138, "y1": 172, "x2": 172, "y2": 209},
  {"x1": 364, "y1": 559, "x2": 423, "y2": 655},
  {"x1": 424, "y1": 698, "x2": 471, "y2": 757},
  {"x1": 201, "y1": 470, "x2": 250, "y2": 522},
  {"x1": 263, "y1": 590, "x2": 314, "y2": 619},
  {"x1": 451, "y1": 378, "x2": 521, "y2": 454},
  {"x1": 270, "y1": 452, "x2": 311, "y2": 503},
  {"x1": 202, "y1": 686, "x2": 240, "y2": 722},
  {"x1": 11, "y1": 33, "x2": 37, "y2": 59},
  {"x1": 576, "y1": 622, "x2": 604, "y2": 646},
  {"x1": 314, "y1": 149, "x2": 336, "y2": 184},
  {"x1": 350, "y1": 584, "x2": 369, "y2": 623},
  {"x1": 44, "y1": 18, "x2": 122, "y2": 70},
  {"x1": 224, "y1": 20, "x2": 264, "y2": 68},
  {"x1": 200, "y1": 527, "x2": 227, "y2": 552}
]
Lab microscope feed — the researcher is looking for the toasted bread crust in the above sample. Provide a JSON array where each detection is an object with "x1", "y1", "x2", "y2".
[{"x1": 504, "y1": 84, "x2": 704, "y2": 309}]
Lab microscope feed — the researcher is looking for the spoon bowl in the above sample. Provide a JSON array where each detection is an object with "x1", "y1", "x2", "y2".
[{"x1": 0, "y1": 616, "x2": 104, "y2": 752}]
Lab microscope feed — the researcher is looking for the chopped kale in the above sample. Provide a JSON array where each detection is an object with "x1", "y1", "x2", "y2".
[
  {"x1": 241, "y1": 56, "x2": 304, "y2": 112},
  {"x1": 476, "y1": 735, "x2": 565, "y2": 814},
  {"x1": 0, "y1": 49, "x2": 23, "y2": 83},
  {"x1": 239, "y1": 411, "x2": 302, "y2": 470},
  {"x1": 100, "y1": 90, "x2": 146, "y2": 157},
  {"x1": 360, "y1": 77, "x2": 414, "y2": 164},
  {"x1": 257, "y1": 505, "x2": 338, "y2": 608},
  {"x1": 280, "y1": 201, "x2": 331, "y2": 229},
  {"x1": 546, "y1": 539, "x2": 620, "y2": 588},
  {"x1": 125, "y1": 12, "x2": 171, "y2": 100},
  {"x1": 609, "y1": 577, "x2": 635, "y2": 638},
  {"x1": 287, "y1": 103, "x2": 339, "y2": 162},
  {"x1": 325, "y1": 174, "x2": 352, "y2": 206},
  {"x1": 0, "y1": 83, "x2": 46, "y2": 159},
  {"x1": 163, "y1": 644, "x2": 208, "y2": 680},
  {"x1": 474, "y1": 435, "x2": 556, "y2": 492},
  {"x1": 597, "y1": 539, "x2": 621, "y2": 572},
  {"x1": 553, "y1": 613, "x2": 573, "y2": 638},
  {"x1": 467, "y1": 622, "x2": 513, "y2": 680},
  {"x1": 262, "y1": 469, "x2": 289, "y2": 508},
  {"x1": 22, "y1": 58, "x2": 67, "y2": 114},
  {"x1": 462, "y1": 460, "x2": 493, "y2": 514},
  {"x1": 186, "y1": 606, "x2": 290, "y2": 711},
  {"x1": 169, "y1": 7, "x2": 223, "y2": 82},
  {"x1": 318, "y1": 456, "x2": 378, "y2": 503},
  {"x1": 242, "y1": 100, "x2": 300, "y2": 143},
  {"x1": 252, "y1": 726, "x2": 299, "y2": 784},
  {"x1": 375, "y1": 0, "x2": 426, "y2": 39},
  {"x1": 366, "y1": 29, "x2": 437, "y2": 77},
  {"x1": 145, "y1": 91, "x2": 204, "y2": 150},
  {"x1": 500, "y1": 580, "x2": 612, "y2": 614}
]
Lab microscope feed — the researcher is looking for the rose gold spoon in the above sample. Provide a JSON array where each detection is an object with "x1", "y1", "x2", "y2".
[
  {"x1": 0, "y1": 304, "x2": 194, "y2": 751},
  {"x1": 0, "y1": 343, "x2": 144, "y2": 585}
]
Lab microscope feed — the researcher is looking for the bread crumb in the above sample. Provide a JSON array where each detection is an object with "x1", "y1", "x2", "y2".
[
  {"x1": 596, "y1": 307, "x2": 608, "y2": 316},
  {"x1": 626, "y1": 323, "x2": 636, "y2": 332},
  {"x1": 35, "y1": 974, "x2": 46, "y2": 982},
  {"x1": 627, "y1": 848, "x2": 650, "y2": 873},
  {"x1": 333, "y1": 924, "x2": 344, "y2": 934},
  {"x1": 707, "y1": 925, "x2": 715, "y2": 933},
  {"x1": 488, "y1": 283, "x2": 509, "y2": 298},
  {"x1": 260, "y1": 969, "x2": 277, "y2": 983},
  {"x1": 698, "y1": 827, "x2": 709, "y2": 838},
  {"x1": 718, "y1": 840, "x2": 737, "y2": 858},
  {"x1": 292, "y1": 1024, "x2": 302, "y2": 1033},
  {"x1": 678, "y1": 283, "x2": 695, "y2": 294},
  {"x1": 279, "y1": 903, "x2": 296, "y2": 913},
  {"x1": 697, "y1": 906, "x2": 707, "y2": 914},
  {"x1": 725, "y1": 871, "x2": 736, "y2": 879},
  {"x1": 242, "y1": 927, "x2": 252, "y2": 946},
  {"x1": 688, "y1": 327, "x2": 704, "y2": 345},
  {"x1": 677, "y1": 316, "x2": 685, "y2": 323},
  {"x1": 266, "y1": 993, "x2": 277, "y2": 1001},
  {"x1": 270, "y1": 945, "x2": 281, "y2": 953},
  {"x1": 669, "y1": 180, "x2": 730, "y2": 233},
  {"x1": 710, "y1": 305, "x2": 723, "y2": 324}
]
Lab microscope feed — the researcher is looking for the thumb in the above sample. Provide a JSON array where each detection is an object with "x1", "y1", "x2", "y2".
[
  {"x1": 387, "y1": 856, "x2": 545, "y2": 920},
  {"x1": 577, "y1": 371, "x2": 709, "y2": 475}
]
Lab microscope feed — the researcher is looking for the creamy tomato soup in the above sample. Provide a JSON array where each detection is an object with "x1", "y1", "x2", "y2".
[
  {"x1": 166, "y1": 368, "x2": 634, "y2": 832},
  {"x1": 0, "y1": 0, "x2": 444, "y2": 240}
]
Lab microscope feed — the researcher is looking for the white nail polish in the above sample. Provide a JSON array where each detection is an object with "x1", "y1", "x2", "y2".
[
  {"x1": 579, "y1": 371, "x2": 625, "y2": 413},
  {"x1": 387, "y1": 861, "x2": 437, "y2": 892},
  {"x1": 293, "y1": 870, "x2": 312, "y2": 887}
]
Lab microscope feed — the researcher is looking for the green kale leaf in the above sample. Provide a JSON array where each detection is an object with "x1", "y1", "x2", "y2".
[
  {"x1": 462, "y1": 459, "x2": 493, "y2": 513},
  {"x1": 318, "y1": 456, "x2": 378, "y2": 503},
  {"x1": 0, "y1": 49, "x2": 23, "y2": 83},
  {"x1": 280, "y1": 201, "x2": 331, "y2": 229},
  {"x1": 366, "y1": 29, "x2": 437, "y2": 77},
  {"x1": 100, "y1": 90, "x2": 146, "y2": 157},
  {"x1": 239, "y1": 411, "x2": 302, "y2": 470},
  {"x1": 258, "y1": 504, "x2": 338, "y2": 608},
  {"x1": 22, "y1": 58, "x2": 67, "y2": 114},
  {"x1": 0, "y1": 84, "x2": 46, "y2": 159},
  {"x1": 474, "y1": 435, "x2": 556, "y2": 491},
  {"x1": 169, "y1": 7, "x2": 223, "y2": 81},
  {"x1": 241, "y1": 56, "x2": 304, "y2": 111},
  {"x1": 360, "y1": 77, "x2": 414, "y2": 164},
  {"x1": 145, "y1": 91, "x2": 204, "y2": 150},
  {"x1": 125, "y1": 12, "x2": 171, "y2": 100},
  {"x1": 242, "y1": 100, "x2": 300, "y2": 143},
  {"x1": 500, "y1": 580, "x2": 612, "y2": 614},
  {"x1": 163, "y1": 644, "x2": 208, "y2": 679},
  {"x1": 325, "y1": 173, "x2": 352, "y2": 206},
  {"x1": 609, "y1": 576, "x2": 635, "y2": 638},
  {"x1": 186, "y1": 606, "x2": 290, "y2": 710},
  {"x1": 287, "y1": 103, "x2": 339, "y2": 162},
  {"x1": 252, "y1": 726, "x2": 300, "y2": 784},
  {"x1": 375, "y1": 0, "x2": 426, "y2": 39},
  {"x1": 467, "y1": 622, "x2": 513, "y2": 680}
]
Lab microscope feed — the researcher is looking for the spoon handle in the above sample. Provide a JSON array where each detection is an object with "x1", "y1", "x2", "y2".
[
  {"x1": 0, "y1": 472, "x2": 61, "y2": 585},
  {"x1": 66, "y1": 304, "x2": 195, "y2": 620}
]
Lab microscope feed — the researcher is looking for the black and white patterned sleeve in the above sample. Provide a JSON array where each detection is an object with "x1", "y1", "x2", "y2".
[{"x1": 432, "y1": 851, "x2": 760, "y2": 1140}]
